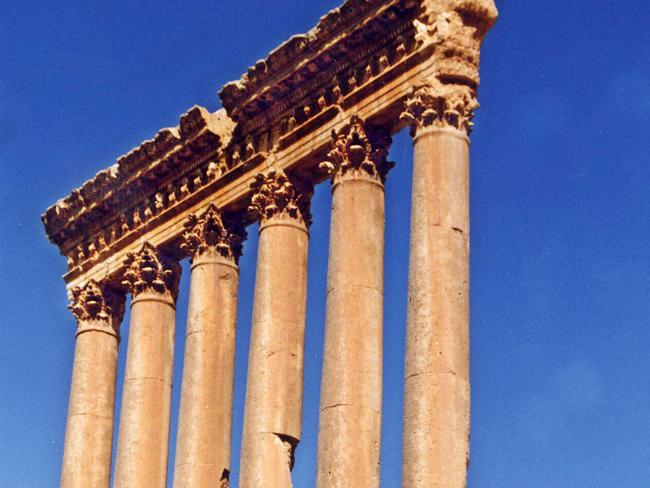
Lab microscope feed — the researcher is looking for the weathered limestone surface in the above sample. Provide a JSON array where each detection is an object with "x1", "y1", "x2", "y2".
[
  {"x1": 173, "y1": 205, "x2": 244, "y2": 488},
  {"x1": 239, "y1": 170, "x2": 311, "y2": 488},
  {"x1": 43, "y1": 2, "x2": 498, "y2": 486},
  {"x1": 316, "y1": 116, "x2": 392, "y2": 488},
  {"x1": 61, "y1": 282, "x2": 124, "y2": 488},
  {"x1": 402, "y1": 83, "x2": 473, "y2": 487},
  {"x1": 114, "y1": 243, "x2": 180, "y2": 488}
]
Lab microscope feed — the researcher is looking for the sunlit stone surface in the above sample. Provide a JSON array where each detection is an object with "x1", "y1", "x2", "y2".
[{"x1": 43, "y1": 1, "x2": 496, "y2": 486}]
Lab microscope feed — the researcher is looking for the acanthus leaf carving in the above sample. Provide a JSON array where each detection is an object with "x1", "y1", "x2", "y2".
[
  {"x1": 121, "y1": 242, "x2": 180, "y2": 299},
  {"x1": 69, "y1": 280, "x2": 125, "y2": 325},
  {"x1": 400, "y1": 81, "x2": 478, "y2": 135},
  {"x1": 248, "y1": 169, "x2": 312, "y2": 227},
  {"x1": 180, "y1": 204, "x2": 247, "y2": 262},
  {"x1": 320, "y1": 114, "x2": 393, "y2": 184}
]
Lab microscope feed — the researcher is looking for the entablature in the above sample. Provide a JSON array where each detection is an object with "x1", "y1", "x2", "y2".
[{"x1": 42, "y1": 0, "x2": 497, "y2": 294}]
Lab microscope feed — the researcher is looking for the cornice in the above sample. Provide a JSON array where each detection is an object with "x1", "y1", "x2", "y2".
[
  {"x1": 219, "y1": 0, "x2": 420, "y2": 126},
  {"x1": 42, "y1": 107, "x2": 234, "y2": 255}
]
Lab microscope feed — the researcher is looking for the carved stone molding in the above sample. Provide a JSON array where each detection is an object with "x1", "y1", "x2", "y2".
[
  {"x1": 400, "y1": 81, "x2": 478, "y2": 135},
  {"x1": 42, "y1": 106, "x2": 235, "y2": 273},
  {"x1": 180, "y1": 204, "x2": 246, "y2": 263},
  {"x1": 414, "y1": 0, "x2": 497, "y2": 88},
  {"x1": 248, "y1": 169, "x2": 312, "y2": 227},
  {"x1": 320, "y1": 115, "x2": 394, "y2": 185},
  {"x1": 69, "y1": 280, "x2": 125, "y2": 322},
  {"x1": 121, "y1": 242, "x2": 181, "y2": 300}
]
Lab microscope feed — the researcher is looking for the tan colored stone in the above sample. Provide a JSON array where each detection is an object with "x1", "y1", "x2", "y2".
[
  {"x1": 173, "y1": 205, "x2": 244, "y2": 488},
  {"x1": 42, "y1": 2, "x2": 499, "y2": 484},
  {"x1": 114, "y1": 243, "x2": 180, "y2": 488},
  {"x1": 61, "y1": 281, "x2": 124, "y2": 488},
  {"x1": 239, "y1": 170, "x2": 311, "y2": 488},
  {"x1": 316, "y1": 116, "x2": 391, "y2": 488},
  {"x1": 402, "y1": 115, "x2": 471, "y2": 487}
]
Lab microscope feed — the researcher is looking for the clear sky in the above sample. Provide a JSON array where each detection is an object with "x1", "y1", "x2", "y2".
[{"x1": 1, "y1": 1, "x2": 649, "y2": 487}]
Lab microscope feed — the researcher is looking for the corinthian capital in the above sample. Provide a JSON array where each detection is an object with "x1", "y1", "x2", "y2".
[
  {"x1": 320, "y1": 115, "x2": 393, "y2": 185},
  {"x1": 248, "y1": 169, "x2": 312, "y2": 227},
  {"x1": 401, "y1": 82, "x2": 478, "y2": 135},
  {"x1": 69, "y1": 280, "x2": 125, "y2": 322},
  {"x1": 121, "y1": 242, "x2": 180, "y2": 300},
  {"x1": 180, "y1": 204, "x2": 246, "y2": 262}
]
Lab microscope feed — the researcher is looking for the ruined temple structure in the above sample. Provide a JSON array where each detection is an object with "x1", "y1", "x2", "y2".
[{"x1": 42, "y1": 1, "x2": 497, "y2": 486}]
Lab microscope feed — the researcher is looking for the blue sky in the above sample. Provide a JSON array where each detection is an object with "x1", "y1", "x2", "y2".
[{"x1": 1, "y1": 1, "x2": 650, "y2": 486}]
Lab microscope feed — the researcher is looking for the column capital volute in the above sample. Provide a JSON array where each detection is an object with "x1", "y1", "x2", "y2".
[
  {"x1": 69, "y1": 280, "x2": 125, "y2": 337},
  {"x1": 121, "y1": 242, "x2": 181, "y2": 301},
  {"x1": 319, "y1": 114, "x2": 393, "y2": 186},
  {"x1": 400, "y1": 81, "x2": 478, "y2": 137},
  {"x1": 180, "y1": 204, "x2": 247, "y2": 265},
  {"x1": 248, "y1": 168, "x2": 313, "y2": 229}
]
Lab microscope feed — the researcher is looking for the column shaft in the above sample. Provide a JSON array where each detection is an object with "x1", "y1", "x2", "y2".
[
  {"x1": 403, "y1": 127, "x2": 470, "y2": 488},
  {"x1": 114, "y1": 291, "x2": 176, "y2": 487},
  {"x1": 114, "y1": 243, "x2": 179, "y2": 488},
  {"x1": 173, "y1": 255, "x2": 239, "y2": 488},
  {"x1": 239, "y1": 220, "x2": 309, "y2": 488},
  {"x1": 316, "y1": 177, "x2": 384, "y2": 488},
  {"x1": 61, "y1": 325, "x2": 119, "y2": 488}
]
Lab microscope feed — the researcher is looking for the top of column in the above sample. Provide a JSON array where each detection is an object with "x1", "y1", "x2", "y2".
[
  {"x1": 180, "y1": 204, "x2": 247, "y2": 266},
  {"x1": 69, "y1": 280, "x2": 125, "y2": 337},
  {"x1": 248, "y1": 169, "x2": 313, "y2": 231},
  {"x1": 320, "y1": 115, "x2": 394, "y2": 186},
  {"x1": 121, "y1": 242, "x2": 181, "y2": 303}
]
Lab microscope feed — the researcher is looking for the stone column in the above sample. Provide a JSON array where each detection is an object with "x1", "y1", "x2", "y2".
[
  {"x1": 61, "y1": 281, "x2": 124, "y2": 488},
  {"x1": 173, "y1": 205, "x2": 245, "y2": 488},
  {"x1": 399, "y1": 1, "x2": 496, "y2": 484},
  {"x1": 239, "y1": 169, "x2": 312, "y2": 488},
  {"x1": 316, "y1": 116, "x2": 392, "y2": 488},
  {"x1": 114, "y1": 242, "x2": 180, "y2": 488},
  {"x1": 400, "y1": 82, "x2": 478, "y2": 488}
]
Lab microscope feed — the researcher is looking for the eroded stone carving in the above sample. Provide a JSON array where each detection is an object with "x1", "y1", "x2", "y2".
[
  {"x1": 400, "y1": 81, "x2": 478, "y2": 134},
  {"x1": 248, "y1": 169, "x2": 312, "y2": 227},
  {"x1": 416, "y1": 0, "x2": 497, "y2": 87},
  {"x1": 121, "y1": 242, "x2": 180, "y2": 299},
  {"x1": 69, "y1": 280, "x2": 125, "y2": 324},
  {"x1": 180, "y1": 204, "x2": 246, "y2": 262},
  {"x1": 320, "y1": 115, "x2": 394, "y2": 184},
  {"x1": 42, "y1": 107, "x2": 234, "y2": 271}
]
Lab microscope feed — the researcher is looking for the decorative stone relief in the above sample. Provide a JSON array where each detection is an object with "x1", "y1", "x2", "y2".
[
  {"x1": 248, "y1": 169, "x2": 312, "y2": 227},
  {"x1": 320, "y1": 115, "x2": 393, "y2": 184},
  {"x1": 180, "y1": 204, "x2": 246, "y2": 262},
  {"x1": 69, "y1": 280, "x2": 125, "y2": 323},
  {"x1": 400, "y1": 81, "x2": 478, "y2": 135},
  {"x1": 121, "y1": 242, "x2": 180, "y2": 299},
  {"x1": 415, "y1": 0, "x2": 498, "y2": 87}
]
